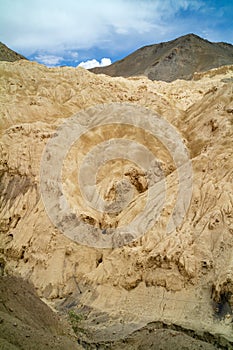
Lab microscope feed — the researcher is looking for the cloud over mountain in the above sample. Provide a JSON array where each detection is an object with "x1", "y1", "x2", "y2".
[
  {"x1": 78, "y1": 58, "x2": 111, "y2": 69},
  {"x1": 1, "y1": 0, "x2": 232, "y2": 66}
]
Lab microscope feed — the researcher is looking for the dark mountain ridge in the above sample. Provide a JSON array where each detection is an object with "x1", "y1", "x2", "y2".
[
  {"x1": 90, "y1": 33, "x2": 233, "y2": 82},
  {"x1": 0, "y1": 42, "x2": 27, "y2": 62}
]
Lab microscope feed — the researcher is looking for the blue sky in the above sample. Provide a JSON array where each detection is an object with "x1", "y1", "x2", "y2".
[{"x1": 0, "y1": 0, "x2": 232, "y2": 68}]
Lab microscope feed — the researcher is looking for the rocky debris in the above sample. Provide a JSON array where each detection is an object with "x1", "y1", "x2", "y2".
[{"x1": 78, "y1": 321, "x2": 232, "y2": 350}]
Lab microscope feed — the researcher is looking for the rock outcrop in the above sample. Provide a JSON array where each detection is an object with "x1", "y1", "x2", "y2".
[{"x1": 0, "y1": 60, "x2": 233, "y2": 347}]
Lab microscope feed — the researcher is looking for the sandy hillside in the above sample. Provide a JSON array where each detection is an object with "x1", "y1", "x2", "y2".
[{"x1": 0, "y1": 60, "x2": 233, "y2": 348}]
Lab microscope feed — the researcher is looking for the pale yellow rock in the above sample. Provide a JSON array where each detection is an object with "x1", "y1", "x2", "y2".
[{"x1": 0, "y1": 60, "x2": 233, "y2": 342}]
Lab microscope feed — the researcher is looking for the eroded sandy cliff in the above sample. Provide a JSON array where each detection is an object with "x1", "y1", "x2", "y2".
[{"x1": 0, "y1": 60, "x2": 233, "y2": 348}]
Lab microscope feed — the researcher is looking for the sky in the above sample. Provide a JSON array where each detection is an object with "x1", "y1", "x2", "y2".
[{"x1": 0, "y1": 0, "x2": 233, "y2": 68}]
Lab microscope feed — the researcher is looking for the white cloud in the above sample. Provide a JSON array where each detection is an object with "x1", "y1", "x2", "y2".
[
  {"x1": 1, "y1": 0, "x2": 231, "y2": 66},
  {"x1": 78, "y1": 58, "x2": 112, "y2": 69},
  {"x1": 34, "y1": 54, "x2": 64, "y2": 67},
  {"x1": 70, "y1": 52, "x2": 79, "y2": 60},
  {"x1": 0, "y1": 0, "x2": 206, "y2": 56}
]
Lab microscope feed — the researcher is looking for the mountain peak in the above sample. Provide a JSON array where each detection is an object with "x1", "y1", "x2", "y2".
[{"x1": 90, "y1": 34, "x2": 233, "y2": 82}]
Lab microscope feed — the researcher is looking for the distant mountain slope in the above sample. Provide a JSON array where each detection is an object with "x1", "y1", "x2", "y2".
[
  {"x1": 0, "y1": 42, "x2": 27, "y2": 62},
  {"x1": 90, "y1": 34, "x2": 233, "y2": 82}
]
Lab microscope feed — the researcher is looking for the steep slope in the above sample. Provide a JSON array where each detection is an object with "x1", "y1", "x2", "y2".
[
  {"x1": 90, "y1": 34, "x2": 233, "y2": 82},
  {"x1": 0, "y1": 276, "x2": 82, "y2": 350},
  {"x1": 0, "y1": 60, "x2": 233, "y2": 348},
  {"x1": 0, "y1": 42, "x2": 27, "y2": 62}
]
